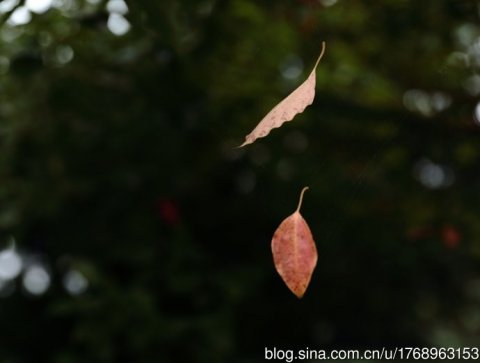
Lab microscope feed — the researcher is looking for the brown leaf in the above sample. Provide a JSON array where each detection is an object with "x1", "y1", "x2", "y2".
[
  {"x1": 240, "y1": 42, "x2": 326, "y2": 147},
  {"x1": 271, "y1": 187, "x2": 317, "y2": 298}
]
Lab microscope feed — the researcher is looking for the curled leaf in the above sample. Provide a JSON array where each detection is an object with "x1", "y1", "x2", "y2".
[
  {"x1": 240, "y1": 42, "x2": 326, "y2": 147},
  {"x1": 271, "y1": 187, "x2": 317, "y2": 298}
]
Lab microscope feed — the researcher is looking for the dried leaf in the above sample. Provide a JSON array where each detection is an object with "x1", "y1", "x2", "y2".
[
  {"x1": 240, "y1": 42, "x2": 326, "y2": 147},
  {"x1": 271, "y1": 187, "x2": 317, "y2": 298}
]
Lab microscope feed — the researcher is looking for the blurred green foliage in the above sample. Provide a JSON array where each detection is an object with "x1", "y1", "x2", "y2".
[{"x1": 1, "y1": 0, "x2": 480, "y2": 362}]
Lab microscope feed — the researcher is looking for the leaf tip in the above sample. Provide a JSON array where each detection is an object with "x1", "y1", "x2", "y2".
[
  {"x1": 295, "y1": 291, "x2": 305, "y2": 299},
  {"x1": 238, "y1": 136, "x2": 253, "y2": 148}
]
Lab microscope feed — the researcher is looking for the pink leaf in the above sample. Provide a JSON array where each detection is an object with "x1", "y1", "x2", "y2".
[
  {"x1": 240, "y1": 42, "x2": 326, "y2": 147},
  {"x1": 271, "y1": 187, "x2": 317, "y2": 298}
]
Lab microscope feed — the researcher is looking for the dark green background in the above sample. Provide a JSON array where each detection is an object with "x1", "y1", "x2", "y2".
[{"x1": 1, "y1": 0, "x2": 480, "y2": 362}]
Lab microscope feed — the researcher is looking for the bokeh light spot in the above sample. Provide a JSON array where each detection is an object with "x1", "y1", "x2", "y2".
[
  {"x1": 280, "y1": 54, "x2": 303, "y2": 81},
  {"x1": 473, "y1": 102, "x2": 480, "y2": 125},
  {"x1": 403, "y1": 89, "x2": 432, "y2": 116},
  {"x1": 430, "y1": 92, "x2": 451, "y2": 112},
  {"x1": 8, "y1": 6, "x2": 32, "y2": 26},
  {"x1": 26, "y1": 0, "x2": 52, "y2": 14},
  {"x1": 455, "y1": 23, "x2": 478, "y2": 47},
  {"x1": 107, "y1": 13, "x2": 130, "y2": 36},
  {"x1": 320, "y1": 0, "x2": 337, "y2": 7},
  {"x1": 23, "y1": 265, "x2": 50, "y2": 295},
  {"x1": 63, "y1": 270, "x2": 88, "y2": 295},
  {"x1": 0, "y1": 248, "x2": 22, "y2": 280},
  {"x1": 0, "y1": 0, "x2": 19, "y2": 13},
  {"x1": 413, "y1": 158, "x2": 454, "y2": 189},
  {"x1": 106, "y1": 0, "x2": 128, "y2": 15},
  {"x1": 56, "y1": 45, "x2": 74, "y2": 64}
]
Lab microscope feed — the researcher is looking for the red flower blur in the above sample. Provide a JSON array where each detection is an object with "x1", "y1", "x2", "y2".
[
  {"x1": 441, "y1": 224, "x2": 461, "y2": 249},
  {"x1": 156, "y1": 199, "x2": 180, "y2": 226}
]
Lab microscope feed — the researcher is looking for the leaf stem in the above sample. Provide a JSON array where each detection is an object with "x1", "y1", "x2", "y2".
[
  {"x1": 296, "y1": 186, "x2": 309, "y2": 213},
  {"x1": 313, "y1": 41, "x2": 326, "y2": 70}
]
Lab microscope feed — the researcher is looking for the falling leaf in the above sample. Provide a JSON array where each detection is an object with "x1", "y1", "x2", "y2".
[
  {"x1": 271, "y1": 187, "x2": 317, "y2": 298},
  {"x1": 240, "y1": 42, "x2": 326, "y2": 147}
]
